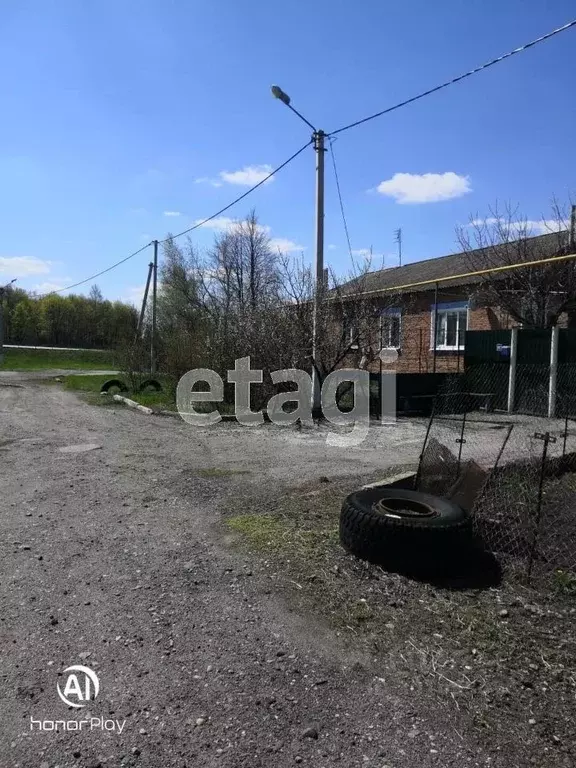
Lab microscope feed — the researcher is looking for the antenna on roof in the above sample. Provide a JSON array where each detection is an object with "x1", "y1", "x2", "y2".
[{"x1": 394, "y1": 228, "x2": 402, "y2": 266}]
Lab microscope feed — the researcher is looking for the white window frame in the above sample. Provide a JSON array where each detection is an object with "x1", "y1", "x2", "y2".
[
  {"x1": 343, "y1": 316, "x2": 359, "y2": 349},
  {"x1": 348, "y1": 325, "x2": 359, "y2": 350},
  {"x1": 430, "y1": 302, "x2": 469, "y2": 351},
  {"x1": 380, "y1": 308, "x2": 402, "y2": 349}
]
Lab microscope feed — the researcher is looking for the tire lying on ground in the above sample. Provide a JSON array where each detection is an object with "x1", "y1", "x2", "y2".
[
  {"x1": 139, "y1": 379, "x2": 162, "y2": 393},
  {"x1": 340, "y1": 487, "x2": 472, "y2": 575},
  {"x1": 100, "y1": 379, "x2": 128, "y2": 394}
]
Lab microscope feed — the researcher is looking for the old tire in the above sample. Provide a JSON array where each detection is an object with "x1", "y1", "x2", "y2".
[
  {"x1": 340, "y1": 487, "x2": 472, "y2": 574},
  {"x1": 139, "y1": 379, "x2": 162, "y2": 393},
  {"x1": 100, "y1": 379, "x2": 128, "y2": 394}
]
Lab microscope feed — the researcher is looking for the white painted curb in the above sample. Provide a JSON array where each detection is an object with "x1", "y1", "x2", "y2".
[{"x1": 112, "y1": 394, "x2": 154, "y2": 415}]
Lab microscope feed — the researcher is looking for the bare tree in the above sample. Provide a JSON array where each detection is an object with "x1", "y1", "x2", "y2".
[
  {"x1": 277, "y1": 252, "x2": 400, "y2": 385},
  {"x1": 154, "y1": 209, "x2": 402, "y2": 408},
  {"x1": 457, "y1": 201, "x2": 575, "y2": 328}
]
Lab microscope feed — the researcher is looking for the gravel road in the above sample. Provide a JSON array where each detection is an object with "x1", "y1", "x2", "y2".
[{"x1": 1, "y1": 375, "x2": 496, "y2": 768}]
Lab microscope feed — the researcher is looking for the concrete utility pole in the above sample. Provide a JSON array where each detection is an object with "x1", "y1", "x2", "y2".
[
  {"x1": 150, "y1": 240, "x2": 159, "y2": 375},
  {"x1": 312, "y1": 128, "x2": 325, "y2": 411},
  {"x1": 0, "y1": 279, "x2": 17, "y2": 366},
  {"x1": 570, "y1": 205, "x2": 576, "y2": 251},
  {"x1": 271, "y1": 85, "x2": 325, "y2": 412},
  {"x1": 137, "y1": 262, "x2": 154, "y2": 341}
]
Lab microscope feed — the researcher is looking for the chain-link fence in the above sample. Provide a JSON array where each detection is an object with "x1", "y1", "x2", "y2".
[{"x1": 415, "y1": 368, "x2": 576, "y2": 589}]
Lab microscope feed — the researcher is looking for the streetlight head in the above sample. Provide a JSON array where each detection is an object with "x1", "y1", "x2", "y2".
[{"x1": 271, "y1": 84, "x2": 290, "y2": 106}]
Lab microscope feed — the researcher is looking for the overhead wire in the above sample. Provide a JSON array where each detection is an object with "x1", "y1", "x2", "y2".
[
  {"x1": 40, "y1": 242, "x2": 153, "y2": 296},
  {"x1": 35, "y1": 19, "x2": 576, "y2": 295},
  {"x1": 40, "y1": 139, "x2": 312, "y2": 296},
  {"x1": 160, "y1": 139, "x2": 312, "y2": 243},
  {"x1": 328, "y1": 137, "x2": 353, "y2": 259},
  {"x1": 329, "y1": 19, "x2": 576, "y2": 136}
]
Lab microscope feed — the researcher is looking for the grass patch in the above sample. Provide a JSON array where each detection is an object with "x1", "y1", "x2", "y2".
[
  {"x1": 225, "y1": 484, "x2": 343, "y2": 563},
  {"x1": 63, "y1": 374, "x2": 114, "y2": 392},
  {"x1": 131, "y1": 389, "x2": 176, "y2": 410},
  {"x1": 223, "y1": 475, "x2": 576, "y2": 758},
  {"x1": 227, "y1": 514, "x2": 288, "y2": 550},
  {"x1": 61, "y1": 373, "x2": 176, "y2": 410},
  {"x1": 60, "y1": 374, "x2": 238, "y2": 415},
  {"x1": 0, "y1": 347, "x2": 115, "y2": 371}
]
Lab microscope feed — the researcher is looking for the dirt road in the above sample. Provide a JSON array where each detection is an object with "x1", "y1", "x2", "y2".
[{"x1": 1, "y1": 376, "x2": 488, "y2": 768}]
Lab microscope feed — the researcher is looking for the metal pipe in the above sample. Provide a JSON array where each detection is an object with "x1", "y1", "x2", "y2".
[
  {"x1": 507, "y1": 327, "x2": 518, "y2": 413},
  {"x1": 414, "y1": 398, "x2": 437, "y2": 491},
  {"x1": 456, "y1": 410, "x2": 467, "y2": 479},
  {"x1": 548, "y1": 325, "x2": 559, "y2": 418},
  {"x1": 332, "y1": 249, "x2": 576, "y2": 301},
  {"x1": 432, "y1": 281, "x2": 439, "y2": 374}
]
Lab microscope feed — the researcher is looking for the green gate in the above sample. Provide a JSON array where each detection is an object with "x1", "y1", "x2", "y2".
[{"x1": 464, "y1": 330, "x2": 511, "y2": 411}]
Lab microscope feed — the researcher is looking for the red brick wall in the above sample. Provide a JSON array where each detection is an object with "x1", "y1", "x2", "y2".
[{"x1": 367, "y1": 289, "x2": 512, "y2": 374}]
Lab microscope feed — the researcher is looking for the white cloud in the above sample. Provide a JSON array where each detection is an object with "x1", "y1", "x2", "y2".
[
  {"x1": 123, "y1": 284, "x2": 146, "y2": 307},
  {"x1": 530, "y1": 220, "x2": 567, "y2": 233},
  {"x1": 194, "y1": 217, "x2": 271, "y2": 235},
  {"x1": 328, "y1": 244, "x2": 337, "y2": 251},
  {"x1": 469, "y1": 217, "x2": 499, "y2": 227},
  {"x1": 163, "y1": 211, "x2": 181, "y2": 217},
  {"x1": 269, "y1": 238, "x2": 305, "y2": 254},
  {"x1": 194, "y1": 216, "x2": 238, "y2": 232},
  {"x1": 469, "y1": 217, "x2": 567, "y2": 235},
  {"x1": 32, "y1": 279, "x2": 71, "y2": 294},
  {"x1": 219, "y1": 165, "x2": 274, "y2": 186},
  {"x1": 194, "y1": 177, "x2": 223, "y2": 188},
  {"x1": 376, "y1": 172, "x2": 471, "y2": 204},
  {"x1": 193, "y1": 217, "x2": 303, "y2": 253},
  {"x1": 351, "y1": 248, "x2": 372, "y2": 257},
  {"x1": 0, "y1": 256, "x2": 51, "y2": 277}
]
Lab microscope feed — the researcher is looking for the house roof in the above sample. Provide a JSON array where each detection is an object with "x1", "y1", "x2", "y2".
[{"x1": 344, "y1": 230, "x2": 570, "y2": 296}]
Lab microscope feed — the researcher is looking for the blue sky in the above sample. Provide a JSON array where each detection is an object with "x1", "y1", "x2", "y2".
[{"x1": 0, "y1": 0, "x2": 575, "y2": 304}]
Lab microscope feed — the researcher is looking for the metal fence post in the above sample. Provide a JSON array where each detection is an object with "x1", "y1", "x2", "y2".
[
  {"x1": 507, "y1": 327, "x2": 518, "y2": 413},
  {"x1": 548, "y1": 325, "x2": 559, "y2": 418},
  {"x1": 414, "y1": 399, "x2": 437, "y2": 490},
  {"x1": 455, "y1": 409, "x2": 468, "y2": 479},
  {"x1": 527, "y1": 431, "x2": 556, "y2": 582}
]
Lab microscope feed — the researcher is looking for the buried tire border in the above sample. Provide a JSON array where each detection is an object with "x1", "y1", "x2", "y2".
[{"x1": 100, "y1": 378, "x2": 128, "y2": 394}]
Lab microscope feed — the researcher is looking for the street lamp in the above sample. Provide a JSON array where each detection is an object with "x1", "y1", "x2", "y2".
[{"x1": 271, "y1": 85, "x2": 325, "y2": 414}]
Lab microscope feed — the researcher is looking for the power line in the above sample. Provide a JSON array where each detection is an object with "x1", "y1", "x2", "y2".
[
  {"x1": 328, "y1": 137, "x2": 353, "y2": 259},
  {"x1": 161, "y1": 139, "x2": 312, "y2": 243},
  {"x1": 40, "y1": 242, "x2": 153, "y2": 296},
  {"x1": 329, "y1": 19, "x2": 576, "y2": 136},
  {"x1": 39, "y1": 139, "x2": 312, "y2": 297}
]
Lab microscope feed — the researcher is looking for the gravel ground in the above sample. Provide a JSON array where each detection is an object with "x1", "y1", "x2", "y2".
[{"x1": 0, "y1": 374, "x2": 573, "y2": 768}]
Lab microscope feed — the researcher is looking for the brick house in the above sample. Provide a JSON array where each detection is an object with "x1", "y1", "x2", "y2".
[{"x1": 342, "y1": 231, "x2": 572, "y2": 375}]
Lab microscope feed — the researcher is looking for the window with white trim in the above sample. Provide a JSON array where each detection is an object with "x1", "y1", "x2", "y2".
[
  {"x1": 431, "y1": 301, "x2": 468, "y2": 350},
  {"x1": 380, "y1": 308, "x2": 401, "y2": 349},
  {"x1": 342, "y1": 316, "x2": 359, "y2": 349}
]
